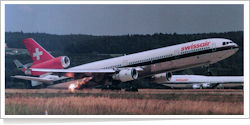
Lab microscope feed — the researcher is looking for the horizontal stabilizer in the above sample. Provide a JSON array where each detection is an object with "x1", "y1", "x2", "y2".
[
  {"x1": 13, "y1": 60, "x2": 24, "y2": 70},
  {"x1": 12, "y1": 75, "x2": 53, "y2": 83}
]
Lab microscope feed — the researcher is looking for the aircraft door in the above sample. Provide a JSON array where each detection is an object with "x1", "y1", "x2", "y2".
[
  {"x1": 212, "y1": 43, "x2": 216, "y2": 52},
  {"x1": 174, "y1": 49, "x2": 180, "y2": 59}
]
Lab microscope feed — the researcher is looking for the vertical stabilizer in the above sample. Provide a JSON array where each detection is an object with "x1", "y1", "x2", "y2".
[{"x1": 23, "y1": 38, "x2": 54, "y2": 64}]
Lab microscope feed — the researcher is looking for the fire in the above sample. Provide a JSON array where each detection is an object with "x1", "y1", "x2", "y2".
[
  {"x1": 68, "y1": 77, "x2": 93, "y2": 92},
  {"x1": 65, "y1": 72, "x2": 74, "y2": 78},
  {"x1": 68, "y1": 84, "x2": 76, "y2": 92}
]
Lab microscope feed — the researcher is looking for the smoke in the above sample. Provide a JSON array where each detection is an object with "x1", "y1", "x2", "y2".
[{"x1": 67, "y1": 77, "x2": 93, "y2": 92}]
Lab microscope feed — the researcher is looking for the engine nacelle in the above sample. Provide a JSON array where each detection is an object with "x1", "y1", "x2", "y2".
[
  {"x1": 112, "y1": 68, "x2": 138, "y2": 82},
  {"x1": 30, "y1": 56, "x2": 70, "y2": 76},
  {"x1": 192, "y1": 83, "x2": 211, "y2": 89},
  {"x1": 201, "y1": 83, "x2": 211, "y2": 88},
  {"x1": 152, "y1": 72, "x2": 172, "y2": 83},
  {"x1": 61, "y1": 56, "x2": 70, "y2": 68},
  {"x1": 192, "y1": 84, "x2": 202, "y2": 89}
]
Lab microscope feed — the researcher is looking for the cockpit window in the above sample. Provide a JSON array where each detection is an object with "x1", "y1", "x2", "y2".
[{"x1": 223, "y1": 41, "x2": 232, "y2": 45}]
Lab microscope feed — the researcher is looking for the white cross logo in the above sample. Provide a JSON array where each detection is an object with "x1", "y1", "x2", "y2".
[{"x1": 33, "y1": 48, "x2": 43, "y2": 60}]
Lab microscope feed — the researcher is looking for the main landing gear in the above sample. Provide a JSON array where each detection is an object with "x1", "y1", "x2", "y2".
[
  {"x1": 125, "y1": 82, "x2": 138, "y2": 92},
  {"x1": 101, "y1": 80, "x2": 121, "y2": 91},
  {"x1": 101, "y1": 84, "x2": 122, "y2": 91},
  {"x1": 101, "y1": 80, "x2": 138, "y2": 92},
  {"x1": 203, "y1": 64, "x2": 213, "y2": 76}
]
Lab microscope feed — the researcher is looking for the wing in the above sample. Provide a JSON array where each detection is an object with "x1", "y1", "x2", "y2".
[
  {"x1": 11, "y1": 75, "x2": 68, "y2": 83},
  {"x1": 30, "y1": 67, "x2": 143, "y2": 73},
  {"x1": 12, "y1": 75, "x2": 53, "y2": 83}
]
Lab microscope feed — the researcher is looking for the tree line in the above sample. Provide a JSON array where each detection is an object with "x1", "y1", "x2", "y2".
[{"x1": 5, "y1": 31, "x2": 243, "y2": 88}]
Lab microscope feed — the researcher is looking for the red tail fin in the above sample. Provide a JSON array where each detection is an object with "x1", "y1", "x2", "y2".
[{"x1": 23, "y1": 38, "x2": 54, "y2": 65}]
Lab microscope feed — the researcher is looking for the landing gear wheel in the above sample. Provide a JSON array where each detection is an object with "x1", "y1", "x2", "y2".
[
  {"x1": 204, "y1": 65, "x2": 213, "y2": 76},
  {"x1": 125, "y1": 86, "x2": 138, "y2": 92},
  {"x1": 101, "y1": 85, "x2": 122, "y2": 90},
  {"x1": 101, "y1": 85, "x2": 111, "y2": 90},
  {"x1": 101, "y1": 80, "x2": 122, "y2": 91},
  {"x1": 125, "y1": 82, "x2": 138, "y2": 92}
]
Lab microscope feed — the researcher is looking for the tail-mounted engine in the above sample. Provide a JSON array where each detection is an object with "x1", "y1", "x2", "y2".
[
  {"x1": 61, "y1": 56, "x2": 70, "y2": 68},
  {"x1": 112, "y1": 68, "x2": 138, "y2": 82},
  {"x1": 30, "y1": 56, "x2": 70, "y2": 76}
]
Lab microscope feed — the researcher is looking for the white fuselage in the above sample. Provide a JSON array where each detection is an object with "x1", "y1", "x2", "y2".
[
  {"x1": 70, "y1": 38, "x2": 239, "y2": 78},
  {"x1": 156, "y1": 74, "x2": 244, "y2": 89},
  {"x1": 156, "y1": 75, "x2": 244, "y2": 84}
]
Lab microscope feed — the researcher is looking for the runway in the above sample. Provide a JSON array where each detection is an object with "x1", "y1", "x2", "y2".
[
  {"x1": 5, "y1": 88, "x2": 243, "y2": 115},
  {"x1": 5, "y1": 88, "x2": 243, "y2": 94}
]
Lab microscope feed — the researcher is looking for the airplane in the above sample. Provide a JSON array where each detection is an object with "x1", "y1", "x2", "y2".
[
  {"x1": 151, "y1": 73, "x2": 244, "y2": 89},
  {"x1": 27, "y1": 38, "x2": 239, "y2": 91},
  {"x1": 11, "y1": 38, "x2": 71, "y2": 88}
]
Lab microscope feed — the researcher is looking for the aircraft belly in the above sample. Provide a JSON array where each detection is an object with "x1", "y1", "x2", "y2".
[
  {"x1": 162, "y1": 84, "x2": 194, "y2": 89},
  {"x1": 138, "y1": 49, "x2": 236, "y2": 78},
  {"x1": 209, "y1": 49, "x2": 238, "y2": 63}
]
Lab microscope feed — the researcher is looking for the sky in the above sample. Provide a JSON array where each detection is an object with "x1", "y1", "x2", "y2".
[{"x1": 5, "y1": 4, "x2": 243, "y2": 35}]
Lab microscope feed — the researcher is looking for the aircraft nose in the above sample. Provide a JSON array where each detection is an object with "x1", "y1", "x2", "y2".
[{"x1": 234, "y1": 43, "x2": 239, "y2": 48}]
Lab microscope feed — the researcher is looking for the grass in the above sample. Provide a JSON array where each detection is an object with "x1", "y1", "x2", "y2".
[{"x1": 5, "y1": 89, "x2": 243, "y2": 115}]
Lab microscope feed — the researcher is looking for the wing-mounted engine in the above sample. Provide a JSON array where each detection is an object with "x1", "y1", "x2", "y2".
[
  {"x1": 152, "y1": 72, "x2": 172, "y2": 83},
  {"x1": 192, "y1": 83, "x2": 212, "y2": 89},
  {"x1": 192, "y1": 84, "x2": 202, "y2": 89},
  {"x1": 112, "y1": 68, "x2": 138, "y2": 82},
  {"x1": 201, "y1": 83, "x2": 211, "y2": 88}
]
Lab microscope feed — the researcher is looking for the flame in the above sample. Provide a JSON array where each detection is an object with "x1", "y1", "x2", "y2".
[
  {"x1": 65, "y1": 72, "x2": 74, "y2": 78},
  {"x1": 68, "y1": 77, "x2": 93, "y2": 92},
  {"x1": 68, "y1": 84, "x2": 76, "y2": 93}
]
